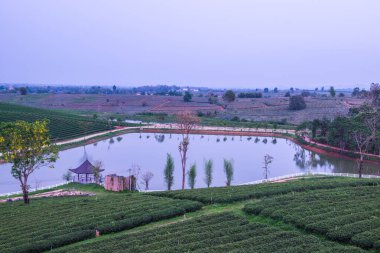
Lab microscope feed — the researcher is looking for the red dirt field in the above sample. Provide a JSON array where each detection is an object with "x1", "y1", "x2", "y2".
[{"x1": 0, "y1": 94, "x2": 365, "y2": 124}]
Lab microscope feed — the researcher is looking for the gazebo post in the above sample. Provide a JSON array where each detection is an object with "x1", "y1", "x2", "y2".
[{"x1": 86, "y1": 174, "x2": 88, "y2": 183}]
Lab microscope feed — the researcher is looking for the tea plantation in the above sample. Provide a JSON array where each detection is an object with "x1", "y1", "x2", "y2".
[
  {"x1": 243, "y1": 185, "x2": 380, "y2": 251},
  {"x1": 53, "y1": 212, "x2": 364, "y2": 253},
  {"x1": 0, "y1": 194, "x2": 202, "y2": 253},
  {"x1": 1, "y1": 177, "x2": 379, "y2": 252},
  {"x1": 149, "y1": 177, "x2": 380, "y2": 204},
  {"x1": 0, "y1": 102, "x2": 120, "y2": 141}
]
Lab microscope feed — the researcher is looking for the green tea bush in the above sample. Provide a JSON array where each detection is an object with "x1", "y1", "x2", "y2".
[
  {"x1": 0, "y1": 194, "x2": 202, "y2": 253},
  {"x1": 53, "y1": 212, "x2": 364, "y2": 253},
  {"x1": 0, "y1": 102, "x2": 127, "y2": 140},
  {"x1": 149, "y1": 177, "x2": 380, "y2": 204},
  {"x1": 243, "y1": 185, "x2": 380, "y2": 250}
]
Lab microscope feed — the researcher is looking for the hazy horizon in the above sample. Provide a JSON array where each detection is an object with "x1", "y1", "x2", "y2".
[
  {"x1": 0, "y1": 82, "x2": 365, "y2": 91},
  {"x1": 1, "y1": 1, "x2": 379, "y2": 89}
]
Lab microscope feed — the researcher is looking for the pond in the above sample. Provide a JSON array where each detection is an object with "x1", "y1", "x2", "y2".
[{"x1": 1, "y1": 133, "x2": 379, "y2": 194}]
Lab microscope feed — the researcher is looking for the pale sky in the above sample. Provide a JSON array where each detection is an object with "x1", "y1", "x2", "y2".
[{"x1": 0, "y1": 0, "x2": 379, "y2": 89}]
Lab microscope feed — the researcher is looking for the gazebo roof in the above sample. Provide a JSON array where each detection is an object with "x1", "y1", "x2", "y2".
[{"x1": 69, "y1": 159, "x2": 104, "y2": 174}]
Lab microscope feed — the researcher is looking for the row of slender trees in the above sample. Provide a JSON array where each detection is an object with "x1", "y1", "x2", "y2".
[
  {"x1": 163, "y1": 154, "x2": 274, "y2": 190},
  {"x1": 164, "y1": 154, "x2": 234, "y2": 190}
]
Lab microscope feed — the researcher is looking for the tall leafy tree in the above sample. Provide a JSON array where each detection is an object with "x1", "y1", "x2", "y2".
[
  {"x1": 327, "y1": 117, "x2": 352, "y2": 149},
  {"x1": 187, "y1": 163, "x2": 197, "y2": 189},
  {"x1": 164, "y1": 153, "x2": 174, "y2": 190},
  {"x1": 223, "y1": 159, "x2": 234, "y2": 186},
  {"x1": 329, "y1": 86, "x2": 336, "y2": 97},
  {"x1": 204, "y1": 159, "x2": 213, "y2": 188},
  {"x1": 0, "y1": 120, "x2": 58, "y2": 204}
]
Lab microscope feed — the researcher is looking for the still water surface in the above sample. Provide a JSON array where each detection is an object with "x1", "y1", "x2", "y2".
[{"x1": 1, "y1": 133, "x2": 379, "y2": 193}]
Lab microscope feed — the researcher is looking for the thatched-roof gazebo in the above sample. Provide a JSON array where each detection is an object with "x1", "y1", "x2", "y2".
[{"x1": 69, "y1": 159, "x2": 104, "y2": 184}]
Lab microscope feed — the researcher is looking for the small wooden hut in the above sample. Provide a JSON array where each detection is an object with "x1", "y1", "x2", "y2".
[
  {"x1": 105, "y1": 174, "x2": 136, "y2": 191},
  {"x1": 69, "y1": 159, "x2": 104, "y2": 184}
]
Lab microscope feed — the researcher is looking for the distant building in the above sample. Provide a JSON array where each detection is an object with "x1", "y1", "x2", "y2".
[{"x1": 105, "y1": 174, "x2": 136, "y2": 192}]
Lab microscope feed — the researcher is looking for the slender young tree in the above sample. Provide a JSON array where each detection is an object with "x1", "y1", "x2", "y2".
[
  {"x1": 263, "y1": 154, "x2": 274, "y2": 180},
  {"x1": 62, "y1": 170, "x2": 73, "y2": 182},
  {"x1": 350, "y1": 113, "x2": 378, "y2": 178},
  {"x1": 0, "y1": 120, "x2": 58, "y2": 204},
  {"x1": 187, "y1": 163, "x2": 197, "y2": 189},
  {"x1": 93, "y1": 161, "x2": 103, "y2": 184},
  {"x1": 164, "y1": 153, "x2": 174, "y2": 190},
  {"x1": 204, "y1": 159, "x2": 213, "y2": 188},
  {"x1": 223, "y1": 159, "x2": 234, "y2": 186},
  {"x1": 176, "y1": 111, "x2": 200, "y2": 189},
  {"x1": 141, "y1": 171, "x2": 154, "y2": 190},
  {"x1": 329, "y1": 86, "x2": 336, "y2": 97}
]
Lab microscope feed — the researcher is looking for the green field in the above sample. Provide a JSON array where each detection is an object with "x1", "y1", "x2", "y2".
[
  {"x1": 0, "y1": 193, "x2": 202, "y2": 253},
  {"x1": 148, "y1": 177, "x2": 380, "y2": 204},
  {"x1": 243, "y1": 185, "x2": 380, "y2": 250},
  {"x1": 53, "y1": 212, "x2": 363, "y2": 253},
  {"x1": 0, "y1": 102, "x2": 123, "y2": 141}
]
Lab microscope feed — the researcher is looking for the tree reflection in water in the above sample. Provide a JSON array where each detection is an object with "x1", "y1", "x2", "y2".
[
  {"x1": 293, "y1": 147, "x2": 330, "y2": 172},
  {"x1": 154, "y1": 134, "x2": 165, "y2": 143}
]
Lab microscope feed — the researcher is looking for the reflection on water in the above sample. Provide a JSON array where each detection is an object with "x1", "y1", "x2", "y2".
[
  {"x1": 154, "y1": 134, "x2": 165, "y2": 143},
  {"x1": 0, "y1": 133, "x2": 379, "y2": 193}
]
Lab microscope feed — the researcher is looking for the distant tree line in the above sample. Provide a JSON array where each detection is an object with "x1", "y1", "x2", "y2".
[{"x1": 298, "y1": 98, "x2": 380, "y2": 177}]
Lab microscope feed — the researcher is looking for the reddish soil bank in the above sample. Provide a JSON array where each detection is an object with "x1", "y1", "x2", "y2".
[
  {"x1": 143, "y1": 128, "x2": 287, "y2": 138},
  {"x1": 290, "y1": 138, "x2": 380, "y2": 166},
  {"x1": 143, "y1": 128, "x2": 380, "y2": 166}
]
